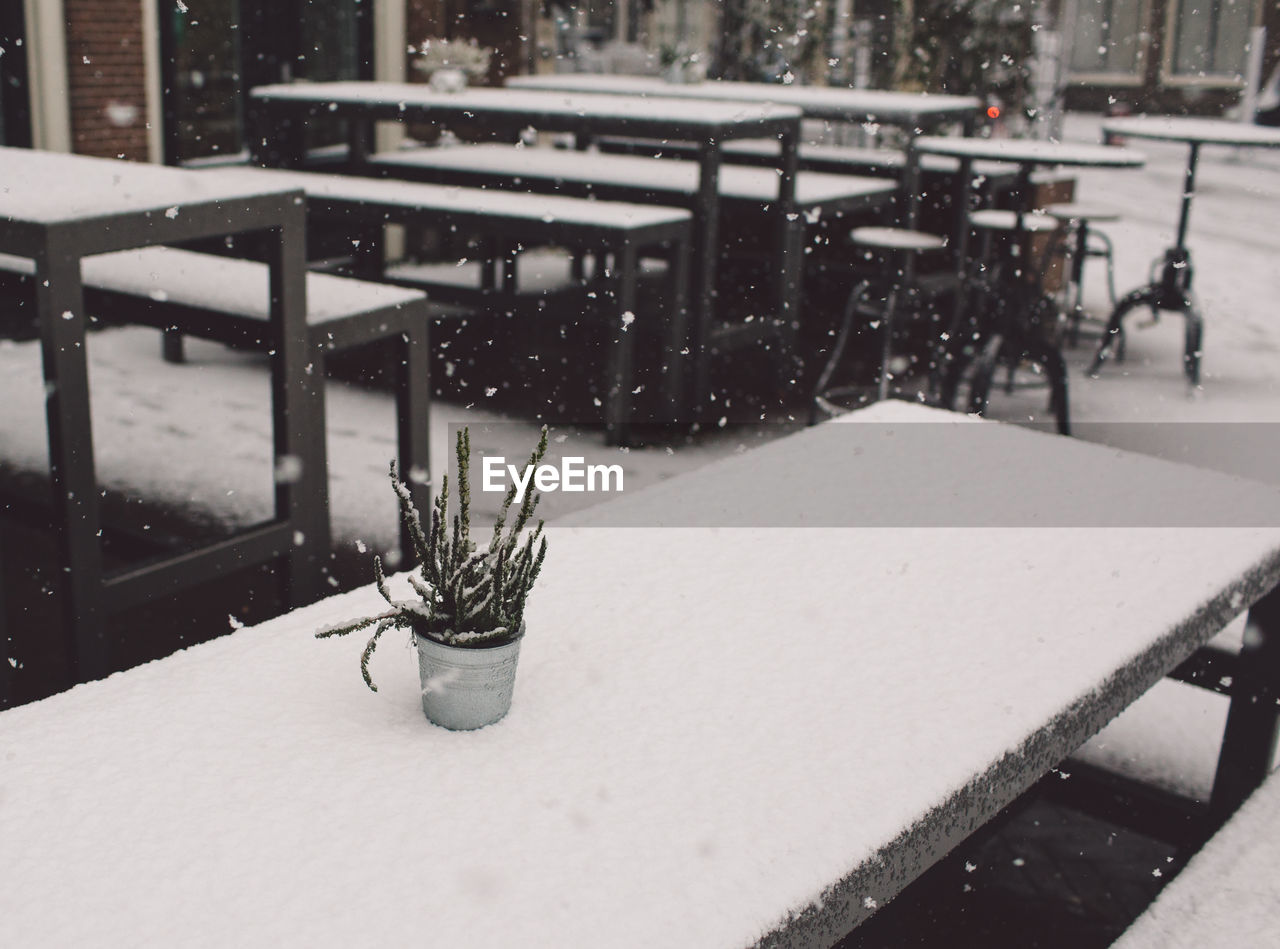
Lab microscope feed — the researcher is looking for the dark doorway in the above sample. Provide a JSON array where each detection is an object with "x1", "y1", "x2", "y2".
[
  {"x1": 0, "y1": 1, "x2": 33, "y2": 148},
  {"x1": 160, "y1": 0, "x2": 373, "y2": 165}
]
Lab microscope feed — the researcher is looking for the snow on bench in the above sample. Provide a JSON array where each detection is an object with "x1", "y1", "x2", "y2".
[
  {"x1": 368, "y1": 143, "x2": 898, "y2": 209},
  {"x1": 1112, "y1": 769, "x2": 1280, "y2": 949},
  {"x1": 0, "y1": 245, "x2": 435, "y2": 550},
  {"x1": 207, "y1": 164, "x2": 692, "y2": 235},
  {"x1": 596, "y1": 135, "x2": 1019, "y2": 181},
  {"x1": 0, "y1": 247, "x2": 427, "y2": 332}
]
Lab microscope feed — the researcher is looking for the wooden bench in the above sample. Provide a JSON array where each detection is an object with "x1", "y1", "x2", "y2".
[
  {"x1": 209, "y1": 165, "x2": 693, "y2": 441},
  {"x1": 1112, "y1": 768, "x2": 1280, "y2": 948},
  {"x1": 0, "y1": 246, "x2": 435, "y2": 561}
]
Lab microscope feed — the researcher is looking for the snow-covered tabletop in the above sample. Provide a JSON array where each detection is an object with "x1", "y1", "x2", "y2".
[
  {"x1": 371, "y1": 143, "x2": 897, "y2": 207},
  {"x1": 1102, "y1": 116, "x2": 1280, "y2": 149},
  {"x1": 5, "y1": 402, "x2": 1280, "y2": 947},
  {"x1": 506, "y1": 75, "x2": 981, "y2": 128},
  {"x1": 913, "y1": 135, "x2": 1147, "y2": 169},
  {"x1": 248, "y1": 81, "x2": 803, "y2": 134},
  {"x1": 0, "y1": 146, "x2": 301, "y2": 225}
]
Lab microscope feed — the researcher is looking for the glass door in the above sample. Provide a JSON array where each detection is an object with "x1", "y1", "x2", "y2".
[
  {"x1": 161, "y1": 0, "x2": 372, "y2": 165},
  {"x1": 0, "y1": 1, "x2": 32, "y2": 147}
]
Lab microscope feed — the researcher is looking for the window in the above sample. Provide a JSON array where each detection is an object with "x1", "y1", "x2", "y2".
[
  {"x1": 0, "y1": 0, "x2": 32, "y2": 147},
  {"x1": 1167, "y1": 0, "x2": 1257, "y2": 79},
  {"x1": 161, "y1": 1, "x2": 371, "y2": 166},
  {"x1": 1070, "y1": 0, "x2": 1147, "y2": 77}
]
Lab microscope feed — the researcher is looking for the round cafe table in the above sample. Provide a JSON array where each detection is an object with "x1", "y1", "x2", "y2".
[
  {"x1": 1090, "y1": 116, "x2": 1280, "y2": 385},
  {"x1": 909, "y1": 136, "x2": 1146, "y2": 433}
]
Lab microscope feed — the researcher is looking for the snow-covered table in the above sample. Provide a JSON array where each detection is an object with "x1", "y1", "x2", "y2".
[
  {"x1": 506, "y1": 75, "x2": 981, "y2": 133},
  {"x1": 0, "y1": 147, "x2": 323, "y2": 690},
  {"x1": 911, "y1": 137, "x2": 1147, "y2": 433},
  {"x1": 248, "y1": 81, "x2": 806, "y2": 417},
  {"x1": 1090, "y1": 117, "x2": 1280, "y2": 385},
  {"x1": 5, "y1": 402, "x2": 1280, "y2": 947}
]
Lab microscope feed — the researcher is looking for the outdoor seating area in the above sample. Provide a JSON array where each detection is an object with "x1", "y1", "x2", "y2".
[{"x1": 5, "y1": 3, "x2": 1280, "y2": 943}]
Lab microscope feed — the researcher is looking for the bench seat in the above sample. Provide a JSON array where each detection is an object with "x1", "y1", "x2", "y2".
[
  {"x1": 0, "y1": 245, "x2": 435, "y2": 558},
  {"x1": 368, "y1": 143, "x2": 898, "y2": 213},
  {"x1": 1112, "y1": 768, "x2": 1280, "y2": 948},
  {"x1": 595, "y1": 134, "x2": 1018, "y2": 180},
  {"x1": 202, "y1": 165, "x2": 693, "y2": 440}
]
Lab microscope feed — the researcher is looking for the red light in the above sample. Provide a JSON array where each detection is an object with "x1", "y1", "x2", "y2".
[{"x1": 987, "y1": 106, "x2": 1001, "y2": 120}]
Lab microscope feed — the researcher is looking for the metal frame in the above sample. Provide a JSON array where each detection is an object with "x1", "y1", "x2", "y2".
[
  {"x1": 292, "y1": 182, "x2": 692, "y2": 442},
  {"x1": 0, "y1": 157, "x2": 322, "y2": 689},
  {"x1": 248, "y1": 83, "x2": 802, "y2": 420}
]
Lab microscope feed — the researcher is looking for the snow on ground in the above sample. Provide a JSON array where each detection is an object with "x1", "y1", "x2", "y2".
[
  {"x1": 1113, "y1": 767, "x2": 1280, "y2": 948},
  {"x1": 3, "y1": 113, "x2": 1280, "y2": 799}
]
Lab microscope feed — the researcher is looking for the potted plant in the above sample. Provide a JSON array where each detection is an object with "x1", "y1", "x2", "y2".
[{"x1": 317, "y1": 426, "x2": 549, "y2": 730}]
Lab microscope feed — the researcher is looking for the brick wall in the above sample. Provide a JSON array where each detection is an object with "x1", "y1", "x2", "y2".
[{"x1": 64, "y1": 0, "x2": 149, "y2": 160}]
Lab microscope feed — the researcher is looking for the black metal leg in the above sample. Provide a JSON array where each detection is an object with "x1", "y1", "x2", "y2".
[
  {"x1": 604, "y1": 241, "x2": 638, "y2": 446},
  {"x1": 0, "y1": 531, "x2": 9, "y2": 708},
  {"x1": 1209, "y1": 582, "x2": 1280, "y2": 825},
  {"x1": 1184, "y1": 293, "x2": 1204, "y2": 386},
  {"x1": 395, "y1": 314, "x2": 432, "y2": 564},
  {"x1": 265, "y1": 213, "x2": 328, "y2": 607},
  {"x1": 36, "y1": 238, "x2": 108, "y2": 686},
  {"x1": 662, "y1": 236, "x2": 692, "y2": 424},
  {"x1": 1088, "y1": 285, "x2": 1160, "y2": 377},
  {"x1": 809, "y1": 279, "x2": 870, "y2": 425},
  {"x1": 1022, "y1": 332, "x2": 1071, "y2": 435},
  {"x1": 161, "y1": 328, "x2": 186, "y2": 364}
]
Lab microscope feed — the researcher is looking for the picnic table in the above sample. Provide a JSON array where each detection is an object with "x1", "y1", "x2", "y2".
[
  {"x1": 0, "y1": 147, "x2": 323, "y2": 689},
  {"x1": 1090, "y1": 116, "x2": 1280, "y2": 384},
  {"x1": 5, "y1": 402, "x2": 1280, "y2": 946},
  {"x1": 248, "y1": 81, "x2": 806, "y2": 415}
]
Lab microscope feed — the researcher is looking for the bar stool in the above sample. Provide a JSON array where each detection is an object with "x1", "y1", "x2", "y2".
[
  {"x1": 946, "y1": 208, "x2": 1071, "y2": 433},
  {"x1": 1044, "y1": 203, "x2": 1120, "y2": 349},
  {"x1": 810, "y1": 226, "x2": 947, "y2": 423}
]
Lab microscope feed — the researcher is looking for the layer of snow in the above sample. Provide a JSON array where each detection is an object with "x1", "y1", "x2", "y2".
[
  {"x1": 372, "y1": 143, "x2": 896, "y2": 205},
  {"x1": 4, "y1": 445, "x2": 1279, "y2": 944},
  {"x1": 1113, "y1": 768, "x2": 1280, "y2": 948},
  {"x1": 914, "y1": 134, "x2": 1147, "y2": 168},
  {"x1": 1102, "y1": 115, "x2": 1280, "y2": 148},
  {"x1": 0, "y1": 146, "x2": 298, "y2": 224},
  {"x1": 212, "y1": 165, "x2": 692, "y2": 230},
  {"x1": 249, "y1": 80, "x2": 804, "y2": 127},
  {"x1": 507, "y1": 74, "x2": 982, "y2": 124}
]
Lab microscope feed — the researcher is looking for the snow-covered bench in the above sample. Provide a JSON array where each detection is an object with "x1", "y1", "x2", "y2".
[
  {"x1": 1111, "y1": 768, "x2": 1280, "y2": 949},
  {"x1": 207, "y1": 165, "x2": 693, "y2": 440},
  {"x1": 0, "y1": 246, "x2": 436, "y2": 557},
  {"x1": 367, "y1": 142, "x2": 897, "y2": 212}
]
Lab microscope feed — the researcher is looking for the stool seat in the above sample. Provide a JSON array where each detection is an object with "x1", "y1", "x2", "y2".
[
  {"x1": 969, "y1": 209, "x2": 1059, "y2": 233},
  {"x1": 850, "y1": 226, "x2": 947, "y2": 253},
  {"x1": 1044, "y1": 202, "x2": 1121, "y2": 224}
]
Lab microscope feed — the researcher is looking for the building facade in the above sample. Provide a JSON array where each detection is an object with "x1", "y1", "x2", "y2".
[{"x1": 5, "y1": 0, "x2": 1279, "y2": 164}]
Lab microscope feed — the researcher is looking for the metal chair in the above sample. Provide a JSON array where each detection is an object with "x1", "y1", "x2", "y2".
[
  {"x1": 942, "y1": 208, "x2": 1071, "y2": 434},
  {"x1": 1044, "y1": 203, "x2": 1121, "y2": 349},
  {"x1": 810, "y1": 225, "x2": 947, "y2": 423}
]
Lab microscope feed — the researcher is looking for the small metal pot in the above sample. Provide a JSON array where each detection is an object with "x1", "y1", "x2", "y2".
[{"x1": 413, "y1": 625, "x2": 524, "y2": 730}]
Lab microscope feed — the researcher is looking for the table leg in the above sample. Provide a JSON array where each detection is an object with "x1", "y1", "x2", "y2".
[
  {"x1": 662, "y1": 232, "x2": 692, "y2": 423},
  {"x1": 35, "y1": 235, "x2": 108, "y2": 685},
  {"x1": 395, "y1": 314, "x2": 432, "y2": 564},
  {"x1": 265, "y1": 208, "x2": 329, "y2": 605},
  {"x1": 1091, "y1": 143, "x2": 1204, "y2": 384},
  {"x1": 604, "y1": 240, "x2": 638, "y2": 446},
  {"x1": 1209, "y1": 582, "x2": 1280, "y2": 825},
  {"x1": 690, "y1": 141, "x2": 723, "y2": 421},
  {"x1": 775, "y1": 126, "x2": 802, "y2": 392}
]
